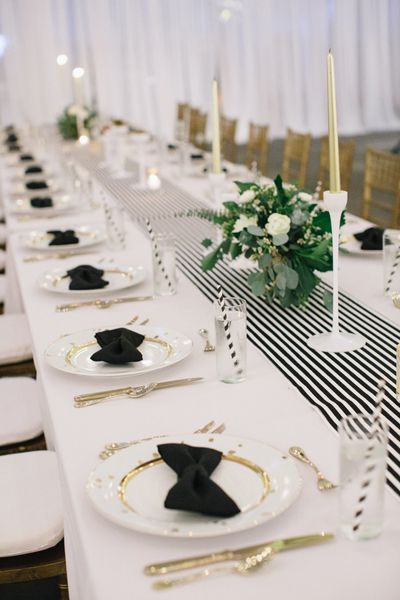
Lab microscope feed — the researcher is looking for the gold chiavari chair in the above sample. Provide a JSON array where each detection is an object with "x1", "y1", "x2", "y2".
[
  {"x1": 318, "y1": 136, "x2": 355, "y2": 198},
  {"x1": 245, "y1": 122, "x2": 269, "y2": 175},
  {"x1": 362, "y1": 147, "x2": 400, "y2": 228},
  {"x1": 175, "y1": 103, "x2": 189, "y2": 141},
  {"x1": 221, "y1": 115, "x2": 237, "y2": 163},
  {"x1": 281, "y1": 128, "x2": 311, "y2": 188},
  {"x1": 176, "y1": 102, "x2": 188, "y2": 122},
  {"x1": 189, "y1": 107, "x2": 207, "y2": 149}
]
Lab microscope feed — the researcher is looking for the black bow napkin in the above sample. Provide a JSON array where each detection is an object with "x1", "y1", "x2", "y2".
[
  {"x1": 26, "y1": 180, "x2": 48, "y2": 190},
  {"x1": 167, "y1": 143, "x2": 178, "y2": 151},
  {"x1": 65, "y1": 264, "x2": 109, "y2": 290},
  {"x1": 47, "y1": 229, "x2": 79, "y2": 246},
  {"x1": 30, "y1": 197, "x2": 53, "y2": 208},
  {"x1": 6, "y1": 133, "x2": 18, "y2": 144},
  {"x1": 25, "y1": 165, "x2": 43, "y2": 174},
  {"x1": 91, "y1": 327, "x2": 145, "y2": 364},
  {"x1": 158, "y1": 443, "x2": 241, "y2": 518},
  {"x1": 354, "y1": 227, "x2": 383, "y2": 250},
  {"x1": 191, "y1": 153, "x2": 205, "y2": 160},
  {"x1": 20, "y1": 153, "x2": 34, "y2": 161}
]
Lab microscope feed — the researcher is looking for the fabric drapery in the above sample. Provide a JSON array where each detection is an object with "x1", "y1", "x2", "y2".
[{"x1": 0, "y1": 0, "x2": 399, "y2": 140}]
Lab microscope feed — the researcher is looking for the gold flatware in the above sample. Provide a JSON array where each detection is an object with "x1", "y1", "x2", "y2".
[
  {"x1": 99, "y1": 421, "x2": 224, "y2": 459},
  {"x1": 198, "y1": 328, "x2": 215, "y2": 352},
  {"x1": 56, "y1": 295, "x2": 155, "y2": 312},
  {"x1": 24, "y1": 251, "x2": 92, "y2": 262},
  {"x1": 144, "y1": 532, "x2": 334, "y2": 576},
  {"x1": 74, "y1": 377, "x2": 204, "y2": 407},
  {"x1": 289, "y1": 446, "x2": 337, "y2": 491},
  {"x1": 153, "y1": 547, "x2": 274, "y2": 590}
]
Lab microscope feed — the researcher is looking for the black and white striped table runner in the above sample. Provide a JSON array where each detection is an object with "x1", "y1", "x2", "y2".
[{"x1": 77, "y1": 154, "x2": 400, "y2": 497}]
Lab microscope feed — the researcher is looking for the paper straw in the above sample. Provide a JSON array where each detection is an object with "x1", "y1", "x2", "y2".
[
  {"x1": 216, "y1": 285, "x2": 243, "y2": 376},
  {"x1": 352, "y1": 379, "x2": 386, "y2": 533},
  {"x1": 145, "y1": 218, "x2": 173, "y2": 291},
  {"x1": 104, "y1": 204, "x2": 125, "y2": 247},
  {"x1": 385, "y1": 247, "x2": 400, "y2": 293}
]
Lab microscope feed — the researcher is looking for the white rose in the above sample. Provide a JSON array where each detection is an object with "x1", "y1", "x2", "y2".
[
  {"x1": 233, "y1": 214, "x2": 258, "y2": 233},
  {"x1": 67, "y1": 104, "x2": 79, "y2": 116},
  {"x1": 297, "y1": 191, "x2": 312, "y2": 202},
  {"x1": 266, "y1": 213, "x2": 291, "y2": 236},
  {"x1": 68, "y1": 105, "x2": 88, "y2": 120},
  {"x1": 239, "y1": 189, "x2": 256, "y2": 204}
]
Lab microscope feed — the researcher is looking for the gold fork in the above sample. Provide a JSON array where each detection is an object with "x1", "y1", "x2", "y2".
[
  {"x1": 99, "y1": 421, "x2": 226, "y2": 460},
  {"x1": 289, "y1": 446, "x2": 337, "y2": 491}
]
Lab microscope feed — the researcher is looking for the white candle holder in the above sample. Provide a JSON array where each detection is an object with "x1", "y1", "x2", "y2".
[
  {"x1": 208, "y1": 171, "x2": 226, "y2": 207},
  {"x1": 307, "y1": 190, "x2": 366, "y2": 353}
]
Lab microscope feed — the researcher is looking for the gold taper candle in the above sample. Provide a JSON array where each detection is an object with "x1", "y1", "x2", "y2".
[
  {"x1": 211, "y1": 79, "x2": 221, "y2": 174},
  {"x1": 327, "y1": 51, "x2": 341, "y2": 192}
]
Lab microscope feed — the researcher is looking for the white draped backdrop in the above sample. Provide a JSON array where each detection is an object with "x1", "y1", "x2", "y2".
[{"x1": 0, "y1": 0, "x2": 399, "y2": 141}]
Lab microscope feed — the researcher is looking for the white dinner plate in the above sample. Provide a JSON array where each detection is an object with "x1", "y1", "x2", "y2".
[
  {"x1": 340, "y1": 234, "x2": 381, "y2": 255},
  {"x1": 86, "y1": 433, "x2": 302, "y2": 538},
  {"x1": 44, "y1": 324, "x2": 193, "y2": 377},
  {"x1": 24, "y1": 226, "x2": 106, "y2": 252},
  {"x1": 9, "y1": 192, "x2": 76, "y2": 215},
  {"x1": 37, "y1": 263, "x2": 145, "y2": 295}
]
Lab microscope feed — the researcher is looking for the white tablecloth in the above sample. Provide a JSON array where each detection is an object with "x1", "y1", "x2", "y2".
[{"x1": 3, "y1": 147, "x2": 400, "y2": 599}]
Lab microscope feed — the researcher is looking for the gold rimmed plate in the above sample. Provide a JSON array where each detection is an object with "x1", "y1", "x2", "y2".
[
  {"x1": 37, "y1": 263, "x2": 145, "y2": 295},
  {"x1": 86, "y1": 434, "x2": 302, "y2": 538},
  {"x1": 44, "y1": 325, "x2": 193, "y2": 377},
  {"x1": 24, "y1": 225, "x2": 106, "y2": 252}
]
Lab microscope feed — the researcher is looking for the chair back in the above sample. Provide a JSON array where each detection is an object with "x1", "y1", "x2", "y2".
[
  {"x1": 221, "y1": 115, "x2": 237, "y2": 163},
  {"x1": 281, "y1": 128, "x2": 311, "y2": 187},
  {"x1": 189, "y1": 108, "x2": 207, "y2": 149},
  {"x1": 318, "y1": 136, "x2": 355, "y2": 197},
  {"x1": 245, "y1": 122, "x2": 269, "y2": 175},
  {"x1": 362, "y1": 147, "x2": 400, "y2": 228}
]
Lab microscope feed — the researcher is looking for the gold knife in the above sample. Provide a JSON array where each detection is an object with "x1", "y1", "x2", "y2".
[
  {"x1": 74, "y1": 377, "x2": 204, "y2": 403},
  {"x1": 144, "y1": 532, "x2": 334, "y2": 576},
  {"x1": 24, "y1": 252, "x2": 92, "y2": 262},
  {"x1": 56, "y1": 295, "x2": 155, "y2": 311}
]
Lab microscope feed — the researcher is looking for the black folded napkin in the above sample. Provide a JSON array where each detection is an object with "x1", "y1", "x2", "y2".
[
  {"x1": 20, "y1": 153, "x2": 34, "y2": 161},
  {"x1": 47, "y1": 229, "x2": 79, "y2": 246},
  {"x1": 91, "y1": 327, "x2": 145, "y2": 364},
  {"x1": 191, "y1": 153, "x2": 205, "y2": 160},
  {"x1": 65, "y1": 264, "x2": 109, "y2": 291},
  {"x1": 30, "y1": 197, "x2": 53, "y2": 208},
  {"x1": 8, "y1": 144, "x2": 21, "y2": 152},
  {"x1": 6, "y1": 133, "x2": 18, "y2": 144},
  {"x1": 26, "y1": 180, "x2": 48, "y2": 190},
  {"x1": 167, "y1": 143, "x2": 178, "y2": 151},
  {"x1": 354, "y1": 227, "x2": 383, "y2": 250},
  {"x1": 202, "y1": 166, "x2": 228, "y2": 174},
  {"x1": 158, "y1": 443, "x2": 241, "y2": 518},
  {"x1": 25, "y1": 165, "x2": 43, "y2": 174}
]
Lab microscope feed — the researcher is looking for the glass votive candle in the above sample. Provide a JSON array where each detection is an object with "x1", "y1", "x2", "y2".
[{"x1": 152, "y1": 233, "x2": 177, "y2": 296}]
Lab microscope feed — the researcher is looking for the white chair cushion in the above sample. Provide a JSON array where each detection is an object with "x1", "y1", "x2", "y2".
[
  {"x1": 0, "y1": 223, "x2": 6, "y2": 245},
  {"x1": 0, "y1": 314, "x2": 32, "y2": 364},
  {"x1": 0, "y1": 451, "x2": 63, "y2": 557},
  {"x1": 0, "y1": 377, "x2": 42, "y2": 445},
  {"x1": 0, "y1": 273, "x2": 5, "y2": 303},
  {"x1": 0, "y1": 248, "x2": 5, "y2": 270}
]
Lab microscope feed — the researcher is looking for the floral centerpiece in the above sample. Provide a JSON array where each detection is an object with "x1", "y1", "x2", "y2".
[
  {"x1": 201, "y1": 175, "x2": 338, "y2": 308},
  {"x1": 57, "y1": 104, "x2": 96, "y2": 140}
]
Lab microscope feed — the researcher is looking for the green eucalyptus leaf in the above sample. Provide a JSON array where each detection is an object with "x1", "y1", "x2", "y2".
[
  {"x1": 258, "y1": 253, "x2": 272, "y2": 269},
  {"x1": 234, "y1": 181, "x2": 256, "y2": 193},
  {"x1": 201, "y1": 238, "x2": 213, "y2": 248},
  {"x1": 247, "y1": 271, "x2": 266, "y2": 296},
  {"x1": 272, "y1": 233, "x2": 289, "y2": 246},
  {"x1": 285, "y1": 267, "x2": 299, "y2": 290},
  {"x1": 276, "y1": 272, "x2": 286, "y2": 290},
  {"x1": 230, "y1": 242, "x2": 242, "y2": 259},
  {"x1": 223, "y1": 201, "x2": 239, "y2": 211},
  {"x1": 323, "y1": 289, "x2": 333, "y2": 312},
  {"x1": 247, "y1": 225, "x2": 264, "y2": 237}
]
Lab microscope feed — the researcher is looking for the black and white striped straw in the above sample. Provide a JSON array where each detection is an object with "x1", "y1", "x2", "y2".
[
  {"x1": 216, "y1": 285, "x2": 243, "y2": 376},
  {"x1": 352, "y1": 378, "x2": 386, "y2": 533},
  {"x1": 385, "y1": 247, "x2": 400, "y2": 293},
  {"x1": 145, "y1": 218, "x2": 173, "y2": 290}
]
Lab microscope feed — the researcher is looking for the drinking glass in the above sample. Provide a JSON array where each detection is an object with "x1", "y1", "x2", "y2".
[
  {"x1": 152, "y1": 233, "x2": 177, "y2": 296},
  {"x1": 214, "y1": 297, "x2": 247, "y2": 383},
  {"x1": 104, "y1": 205, "x2": 126, "y2": 250},
  {"x1": 339, "y1": 414, "x2": 388, "y2": 541},
  {"x1": 383, "y1": 229, "x2": 400, "y2": 295}
]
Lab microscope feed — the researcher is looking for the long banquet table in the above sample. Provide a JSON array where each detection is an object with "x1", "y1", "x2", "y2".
[{"x1": 3, "y1": 141, "x2": 400, "y2": 599}]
